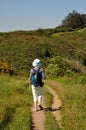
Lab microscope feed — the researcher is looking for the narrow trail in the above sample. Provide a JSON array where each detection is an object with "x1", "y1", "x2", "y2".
[
  {"x1": 31, "y1": 81, "x2": 62, "y2": 130},
  {"x1": 31, "y1": 97, "x2": 45, "y2": 130},
  {"x1": 46, "y1": 86, "x2": 62, "y2": 128}
]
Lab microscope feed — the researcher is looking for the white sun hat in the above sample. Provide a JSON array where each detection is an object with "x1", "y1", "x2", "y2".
[{"x1": 32, "y1": 59, "x2": 42, "y2": 67}]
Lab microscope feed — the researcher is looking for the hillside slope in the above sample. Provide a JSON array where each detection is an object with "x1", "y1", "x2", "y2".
[{"x1": 0, "y1": 28, "x2": 86, "y2": 75}]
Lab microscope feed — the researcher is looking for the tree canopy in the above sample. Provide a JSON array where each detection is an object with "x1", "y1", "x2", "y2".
[{"x1": 61, "y1": 10, "x2": 86, "y2": 28}]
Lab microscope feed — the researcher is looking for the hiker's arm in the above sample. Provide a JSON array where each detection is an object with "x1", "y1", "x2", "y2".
[
  {"x1": 42, "y1": 69, "x2": 46, "y2": 80},
  {"x1": 29, "y1": 69, "x2": 33, "y2": 80}
]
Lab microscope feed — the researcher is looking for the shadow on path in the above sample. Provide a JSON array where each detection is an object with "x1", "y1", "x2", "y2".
[{"x1": 44, "y1": 106, "x2": 62, "y2": 112}]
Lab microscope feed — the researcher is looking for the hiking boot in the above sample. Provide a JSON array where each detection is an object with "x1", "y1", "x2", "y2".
[{"x1": 39, "y1": 105, "x2": 43, "y2": 110}]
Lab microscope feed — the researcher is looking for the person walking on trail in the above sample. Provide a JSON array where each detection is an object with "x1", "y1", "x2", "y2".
[{"x1": 29, "y1": 58, "x2": 46, "y2": 111}]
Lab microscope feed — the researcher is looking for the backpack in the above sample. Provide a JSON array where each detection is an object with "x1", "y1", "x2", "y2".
[{"x1": 31, "y1": 68, "x2": 44, "y2": 87}]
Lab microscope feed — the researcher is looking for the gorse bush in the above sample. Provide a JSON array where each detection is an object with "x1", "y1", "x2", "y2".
[{"x1": 0, "y1": 62, "x2": 16, "y2": 76}]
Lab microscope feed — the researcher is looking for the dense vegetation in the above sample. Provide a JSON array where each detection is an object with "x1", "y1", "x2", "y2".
[{"x1": 0, "y1": 26, "x2": 86, "y2": 77}]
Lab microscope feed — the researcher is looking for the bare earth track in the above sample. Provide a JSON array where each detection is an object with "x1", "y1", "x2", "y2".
[
  {"x1": 31, "y1": 81, "x2": 62, "y2": 130},
  {"x1": 46, "y1": 86, "x2": 62, "y2": 128},
  {"x1": 31, "y1": 97, "x2": 45, "y2": 130}
]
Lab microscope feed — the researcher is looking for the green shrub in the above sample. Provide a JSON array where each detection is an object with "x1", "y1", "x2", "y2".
[{"x1": 46, "y1": 56, "x2": 86, "y2": 78}]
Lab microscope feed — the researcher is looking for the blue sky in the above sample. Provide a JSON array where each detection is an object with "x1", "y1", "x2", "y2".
[{"x1": 0, "y1": 0, "x2": 86, "y2": 32}]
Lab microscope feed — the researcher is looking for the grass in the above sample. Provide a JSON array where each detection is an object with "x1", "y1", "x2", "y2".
[
  {"x1": 50, "y1": 76, "x2": 86, "y2": 130},
  {"x1": 0, "y1": 74, "x2": 86, "y2": 130},
  {"x1": 0, "y1": 75, "x2": 32, "y2": 130}
]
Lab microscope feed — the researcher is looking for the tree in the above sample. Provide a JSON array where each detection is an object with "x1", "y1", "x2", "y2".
[{"x1": 61, "y1": 10, "x2": 86, "y2": 28}]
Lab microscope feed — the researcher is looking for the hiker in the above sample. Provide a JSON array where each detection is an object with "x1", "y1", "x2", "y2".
[{"x1": 29, "y1": 58, "x2": 46, "y2": 111}]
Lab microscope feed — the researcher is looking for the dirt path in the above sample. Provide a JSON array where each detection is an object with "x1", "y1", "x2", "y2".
[
  {"x1": 31, "y1": 97, "x2": 45, "y2": 130},
  {"x1": 46, "y1": 86, "x2": 62, "y2": 128},
  {"x1": 31, "y1": 82, "x2": 62, "y2": 130}
]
